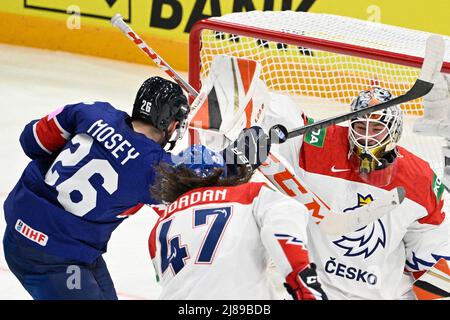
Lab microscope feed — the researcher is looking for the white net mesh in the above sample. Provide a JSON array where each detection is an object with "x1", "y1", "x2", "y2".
[
  {"x1": 211, "y1": 11, "x2": 450, "y2": 59},
  {"x1": 192, "y1": 11, "x2": 450, "y2": 211}
]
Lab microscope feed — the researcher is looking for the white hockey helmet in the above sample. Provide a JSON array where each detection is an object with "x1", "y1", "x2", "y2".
[{"x1": 348, "y1": 87, "x2": 403, "y2": 183}]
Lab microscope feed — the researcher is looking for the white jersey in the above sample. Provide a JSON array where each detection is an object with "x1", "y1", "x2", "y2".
[
  {"x1": 262, "y1": 95, "x2": 450, "y2": 300},
  {"x1": 149, "y1": 182, "x2": 310, "y2": 300}
]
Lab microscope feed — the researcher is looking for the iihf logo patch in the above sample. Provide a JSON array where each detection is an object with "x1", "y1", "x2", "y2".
[
  {"x1": 332, "y1": 194, "x2": 386, "y2": 259},
  {"x1": 14, "y1": 219, "x2": 48, "y2": 246}
]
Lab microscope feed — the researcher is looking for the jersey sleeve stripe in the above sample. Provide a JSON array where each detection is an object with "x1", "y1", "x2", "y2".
[
  {"x1": 276, "y1": 234, "x2": 310, "y2": 272},
  {"x1": 116, "y1": 203, "x2": 144, "y2": 219},
  {"x1": 149, "y1": 219, "x2": 160, "y2": 259},
  {"x1": 34, "y1": 116, "x2": 69, "y2": 153},
  {"x1": 53, "y1": 116, "x2": 71, "y2": 139},
  {"x1": 32, "y1": 122, "x2": 51, "y2": 154}
]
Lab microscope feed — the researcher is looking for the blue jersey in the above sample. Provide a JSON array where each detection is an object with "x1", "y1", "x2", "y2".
[{"x1": 4, "y1": 102, "x2": 173, "y2": 263}]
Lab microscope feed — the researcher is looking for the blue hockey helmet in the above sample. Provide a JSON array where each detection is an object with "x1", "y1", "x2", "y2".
[{"x1": 175, "y1": 144, "x2": 226, "y2": 178}]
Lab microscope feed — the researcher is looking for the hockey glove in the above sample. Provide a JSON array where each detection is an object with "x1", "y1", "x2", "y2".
[
  {"x1": 221, "y1": 126, "x2": 271, "y2": 174},
  {"x1": 284, "y1": 263, "x2": 328, "y2": 300}
]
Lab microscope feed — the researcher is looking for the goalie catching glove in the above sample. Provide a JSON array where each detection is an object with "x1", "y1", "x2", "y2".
[
  {"x1": 221, "y1": 126, "x2": 271, "y2": 174},
  {"x1": 284, "y1": 263, "x2": 328, "y2": 300}
]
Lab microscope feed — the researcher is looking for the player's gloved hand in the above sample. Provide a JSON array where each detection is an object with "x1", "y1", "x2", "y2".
[
  {"x1": 284, "y1": 263, "x2": 328, "y2": 300},
  {"x1": 221, "y1": 126, "x2": 271, "y2": 173}
]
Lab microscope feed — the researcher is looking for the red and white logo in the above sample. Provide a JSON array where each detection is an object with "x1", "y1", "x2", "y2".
[{"x1": 15, "y1": 219, "x2": 48, "y2": 246}]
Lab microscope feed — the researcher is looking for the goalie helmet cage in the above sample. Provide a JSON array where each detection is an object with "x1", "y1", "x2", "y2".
[{"x1": 188, "y1": 10, "x2": 450, "y2": 210}]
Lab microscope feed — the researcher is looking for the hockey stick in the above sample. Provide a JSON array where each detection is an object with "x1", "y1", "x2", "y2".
[
  {"x1": 111, "y1": 14, "x2": 210, "y2": 141},
  {"x1": 269, "y1": 35, "x2": 445, "y2": 144},
  {"x1": 111, "y1": 14, "x2": 198, "y2": 98}
]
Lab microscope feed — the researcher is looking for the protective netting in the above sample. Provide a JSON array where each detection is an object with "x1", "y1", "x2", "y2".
[{"x1": 191, "y1": 11, "x2": 450, "y2": 211}]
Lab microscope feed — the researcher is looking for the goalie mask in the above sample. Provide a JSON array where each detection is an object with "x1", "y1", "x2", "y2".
[{"x1": 348, "y1": 87, "x2": 403, "y2": 186}]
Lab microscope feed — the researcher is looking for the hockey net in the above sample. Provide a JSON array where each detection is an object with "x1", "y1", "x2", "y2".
[{"x1": 189, "y1": 10, "x2": 450, "y2": 211}]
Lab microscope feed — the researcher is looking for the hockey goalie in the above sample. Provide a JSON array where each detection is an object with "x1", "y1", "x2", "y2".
[{"x1": 190, "y1": 55, "x2": 450, "y2": 300}]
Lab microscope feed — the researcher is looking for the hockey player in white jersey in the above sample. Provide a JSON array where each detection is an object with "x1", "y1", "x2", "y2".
[
  {"x1": 148, "y1": 136, "x2": 328, "y2": 300},
  {"x1": 261, "y1": 86, "x2": 450, "y2": 300}
]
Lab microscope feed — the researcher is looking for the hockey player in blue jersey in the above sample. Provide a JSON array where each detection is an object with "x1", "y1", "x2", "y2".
[{"x1": 2, "y1": 76, "x2": 192, "y2": 300}]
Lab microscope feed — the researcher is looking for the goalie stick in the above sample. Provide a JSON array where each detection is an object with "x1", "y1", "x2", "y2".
[
  {"x1": 269, "y1": 81, "x2": 433, "y2": 143},
  {"x1": 110, "y1": 15, "x2": 439, "y2": 235},
  {"x1": 269, "y1": 35, "x2": 445, "y2": 144}
]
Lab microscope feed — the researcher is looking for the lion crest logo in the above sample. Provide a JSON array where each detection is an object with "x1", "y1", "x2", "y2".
[{"x1": 332, "y1": 194, "x2": 386, "y2": 259}]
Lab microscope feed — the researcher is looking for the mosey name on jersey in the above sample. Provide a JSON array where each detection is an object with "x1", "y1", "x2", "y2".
[{"x1": 87, "y1": 119, "x2": 140, "y2": 165}]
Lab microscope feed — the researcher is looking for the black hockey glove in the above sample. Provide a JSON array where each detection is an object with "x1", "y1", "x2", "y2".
[
  {"x1": 221, "y1": 126, "x2": 271, "y2": 175},
  {"x1": 284, "y1": 263, "x2": 328, "y2": 300}
]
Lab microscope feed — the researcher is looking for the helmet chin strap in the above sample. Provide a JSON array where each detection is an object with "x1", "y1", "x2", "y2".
[
  {"x1": 160, "y1": 130, "x2": 174, "y2": 151},
  {"x1": 164, "y1": 140, "x2": 176, "y2": 151},
  {"x1": 162, "y1": 125, "x2": 185, "y2": 151}
]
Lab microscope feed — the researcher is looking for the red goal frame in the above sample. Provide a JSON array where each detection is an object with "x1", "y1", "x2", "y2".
[{"x1": 189, "y1": 18, "x2": 450, "y2": 92}]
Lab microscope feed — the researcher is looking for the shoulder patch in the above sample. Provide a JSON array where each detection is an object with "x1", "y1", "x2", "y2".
[
  {"x1": 432, "y1": 173, "x2": 445, "y2": 202},
  {"x1": 303, "y1": 117, "x2": 326, "y2": 148}
]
